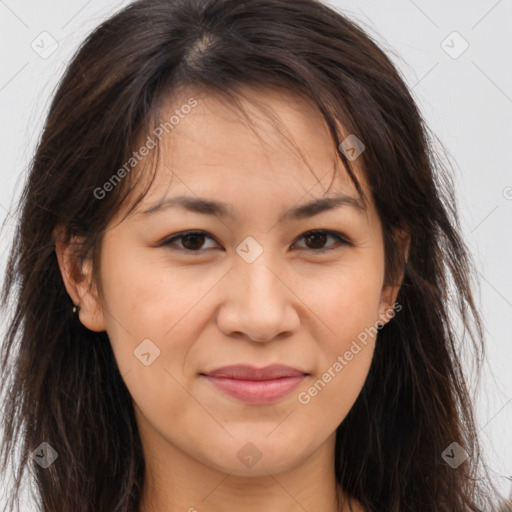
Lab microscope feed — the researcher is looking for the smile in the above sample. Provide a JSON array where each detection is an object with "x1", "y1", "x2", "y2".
[
  {"x1": 202, "y1": 375, "x2": 306, "y2": 404},
  {"x1": 201, "y1": 364, "x2": 308, "y2": 404}
]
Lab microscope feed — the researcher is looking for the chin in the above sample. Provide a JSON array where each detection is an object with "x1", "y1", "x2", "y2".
[{"x1": 196, "y1": 432, "x2": 319, "y2": 477}]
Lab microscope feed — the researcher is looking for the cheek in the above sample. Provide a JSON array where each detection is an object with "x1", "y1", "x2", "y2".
[
  {"x1": 297, "y1": 286, "x2": 380, "y2": 432},
  {"x1": 98, "y1": 252, "x2": 212, "y2": 427},
  {"x1": 308, "y1": 256, "x2": 385, "y2": 344},
  {"x1": 298, "y1": 256, "x2": 384, "y2": 417},
  {"x1": 98, "y1": 242, "x2": 225, "y2": 375}
]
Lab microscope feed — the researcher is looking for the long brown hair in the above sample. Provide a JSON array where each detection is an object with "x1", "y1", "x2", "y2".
[{"x1": 0, "y1": 0, "x2": 498, "y2": 510}]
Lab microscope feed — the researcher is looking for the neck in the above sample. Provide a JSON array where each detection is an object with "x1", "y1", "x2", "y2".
[{"x1": 138, "y1": 431, "x2": 359, "y2": 512}]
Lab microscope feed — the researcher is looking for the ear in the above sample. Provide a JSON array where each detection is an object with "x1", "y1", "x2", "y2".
[
  {"x1": 377, "y1": 229, "x2": 410, "y2": 326},
  {"x1": 53, "y1": 227, "x2": 106, "y2": 332}
]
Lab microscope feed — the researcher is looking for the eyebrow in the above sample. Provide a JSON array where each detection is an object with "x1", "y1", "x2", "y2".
[{"x1": 138, "y1": 193, "x2": 365, "y2": 221}]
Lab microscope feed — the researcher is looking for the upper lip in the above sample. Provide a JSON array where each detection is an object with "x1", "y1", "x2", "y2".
[{"x1": 202, "y1": 364, "x2": 308, "y2": 380}]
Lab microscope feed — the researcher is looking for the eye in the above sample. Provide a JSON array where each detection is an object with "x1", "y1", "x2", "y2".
[
  {"x1": 292, "y1": 229, "x2": 352, "y2": 253},
  {"x1": 161, "y1": 231, "x2": 219, "y2": 253},
  {"x1": 160, "y1": 229, "x2": 352, "y2": 254}
]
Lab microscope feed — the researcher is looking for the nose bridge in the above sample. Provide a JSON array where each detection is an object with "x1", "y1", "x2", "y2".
[
  {"x1": 217, "y1": 236, "x2": 299, "y2": 342},
  {"x1": 236, "y1": 240, "x2": 285, "y2": 313}
]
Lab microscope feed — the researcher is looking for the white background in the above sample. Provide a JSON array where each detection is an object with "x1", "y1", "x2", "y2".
[{"x1": 0, "y1": 0, "x2": 511, "y2": 508}]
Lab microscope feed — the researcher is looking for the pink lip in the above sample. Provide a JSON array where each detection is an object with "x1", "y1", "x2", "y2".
[{"x1": 201, "y1": 364, "x2": 308, "y2": 404}]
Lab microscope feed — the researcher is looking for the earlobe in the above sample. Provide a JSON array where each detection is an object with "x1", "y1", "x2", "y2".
[
  {"x1": 377, "y1": 229, "x2": 410, "y2": 327},
  {"x1": 53, "y1": 227, "x2": 106, "y2": 332},
  {"x1": 377, "y1": 298, "x2": 397, "y2": 328},
  {"x1": 377, "y1": 301, "x2": 398, "y2": 328}
]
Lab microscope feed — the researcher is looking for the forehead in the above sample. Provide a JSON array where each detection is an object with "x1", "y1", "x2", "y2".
[{"x1": 126, "y1": 85, "x2": 372, "y2": 219}]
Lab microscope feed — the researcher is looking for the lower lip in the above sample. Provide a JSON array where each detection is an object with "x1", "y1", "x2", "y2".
[{"x1": 202, "y1": 375, "x2": 306, "y2": 404}]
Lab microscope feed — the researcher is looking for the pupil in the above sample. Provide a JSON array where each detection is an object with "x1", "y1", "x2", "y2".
[
  {"x1": 183, "y1": 233, "x2": 204, "y2": 250},
  {"x1": 306, "y1": 232, "x2": 326, "y2": 249}
]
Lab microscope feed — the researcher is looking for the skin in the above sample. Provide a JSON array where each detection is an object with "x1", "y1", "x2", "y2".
[{"x1": 56, "y1": 85, "x2": 408, "y2": 512}]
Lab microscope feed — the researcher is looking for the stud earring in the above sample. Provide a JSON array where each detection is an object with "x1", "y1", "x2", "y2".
[{"x1": 72, "y1": 304, "x2": 81, "y2": 314}]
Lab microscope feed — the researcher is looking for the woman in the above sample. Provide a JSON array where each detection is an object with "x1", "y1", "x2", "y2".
[{"x1": 0, "y1": 0, "x2": 499, "y2": 510}]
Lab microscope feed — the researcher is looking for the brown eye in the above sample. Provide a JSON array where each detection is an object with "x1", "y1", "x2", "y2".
[
  {"x1": 162, "y1": 231, "x2": 219, "y2": 252},
  {"x1": 304, "y1": 232, "x2": 328, "y2": 249},
  {"x1": 161, "y1": 229, "x2": 352, "y2": 255},
  {"x1": 293, "y1": 230, "x2": 351, "y2": 252},
  {"x1": 180, "y1": 233, "x2": 207, "y2": 251}
]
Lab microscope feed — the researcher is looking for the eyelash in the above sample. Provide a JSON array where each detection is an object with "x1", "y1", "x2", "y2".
[{"x1": 160, "y1": 229, "x2": 353, "y2": 254}]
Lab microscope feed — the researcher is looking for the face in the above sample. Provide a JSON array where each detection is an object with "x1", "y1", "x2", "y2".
[{"x1": 61, "y1": 85, "x2": 400, "y2": 480}]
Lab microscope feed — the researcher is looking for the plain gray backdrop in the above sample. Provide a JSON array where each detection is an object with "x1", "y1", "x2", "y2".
[{"x1": 0, "y1": 0, "x2": 511, "y2": 508}]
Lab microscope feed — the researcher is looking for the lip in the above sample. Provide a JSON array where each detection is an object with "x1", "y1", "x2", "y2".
[{"x1": 201, "y1": 364, "x2": 308, "y2": 404}]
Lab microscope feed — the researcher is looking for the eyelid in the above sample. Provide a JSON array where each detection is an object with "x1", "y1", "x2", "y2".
[
  {"x1": 159, "y1": 230, "x2": 219, "y2": 253},
  {"x1": 160, "y1": 229, "x2": 353, "y2": 253},
  {"x1": 292, "y1": 229, "x2": 353, "y2": 252}
]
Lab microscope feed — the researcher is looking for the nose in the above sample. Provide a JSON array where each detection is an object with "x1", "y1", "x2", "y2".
[{"x1": 216, "y1": 253, "x2": 300, "y2": 343}]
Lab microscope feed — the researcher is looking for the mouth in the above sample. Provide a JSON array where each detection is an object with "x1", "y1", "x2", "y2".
[{"x1": 200, "y1": 364, "x2": 309, "y2": 404}]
